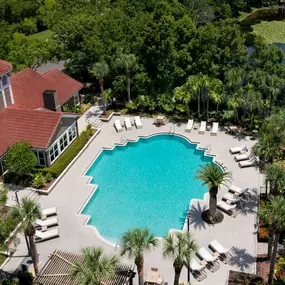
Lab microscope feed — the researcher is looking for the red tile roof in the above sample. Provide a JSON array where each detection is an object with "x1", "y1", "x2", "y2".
[
  {"x1": 10, "y1": 68, "x2": 83, "y2": 109},
  {"x1": 0, "y1": 60, "x2": 13, "y2": 76},
  {"x1": 0, "y1": 108, "x2": 62, "y2": 156}
]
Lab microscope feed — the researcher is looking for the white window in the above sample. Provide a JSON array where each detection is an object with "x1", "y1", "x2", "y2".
[
  {"x1": 49, "y1": 143, "x2": 59, "y2": 163},
  {"x1": 74, "y1": 93, "x2": 80, "y2": 106},
  {"x1": 68, "y1": 124, "x2": 77, "y2": 142},
  {"x1": 33, "y1": 150, "x2": 46, "y2": 166},
  {"x1": 59, "y1": 133, "x2": 68, "y2": 152}
]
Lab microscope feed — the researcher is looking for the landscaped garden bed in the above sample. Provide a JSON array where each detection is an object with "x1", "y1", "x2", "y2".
[
  {"x1": 99, "y1": 110, "x2": 115, "y2": 122},
  {"x1": 228, "y1": 270, "x2": 263, "y2": 285}
]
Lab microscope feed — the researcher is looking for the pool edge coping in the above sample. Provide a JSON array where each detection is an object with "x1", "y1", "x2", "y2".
[{"x1": 77, "y1": 132, "x2": 220, "y2": 248}]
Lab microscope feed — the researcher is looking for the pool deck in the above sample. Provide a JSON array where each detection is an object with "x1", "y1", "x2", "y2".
[{"x1": 3, "y1": 116, "x2": 263, "y2": 285}]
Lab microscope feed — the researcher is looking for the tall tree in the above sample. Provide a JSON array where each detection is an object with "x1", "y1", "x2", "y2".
[
  {"x1": 196, "y1": 163, "x2": 232, "y2": 224},
  {"x1": 163, "y1": 231, "x2": 197, "y2": 285},
  {"x1": 11, "y1": 197, "x2": 41, "y2": 275},
  {"x1": 265, "y1": 163, "x2": 285, "y2": 195},
  {"x1": 120, "y1": 228, "x2": 158, "y2": 285},
  {"x1": 115, "y1": 53, "x2": 137, "y2": 102},
  {"x1": 70, "y1": 246, "x2": 120, "y2": 285},
  {"x1": 242, "y1": 84, "x2": 262, "y2": 130},
  {"x1": 174, "y1": 86, "x2": 191, "y2": 116},
  {"x1": 259, "y1": 196, "x2": 285, "y2": 284},
  {"x1": 90, "y1": 61, "x2": 109, "y2": 114}
]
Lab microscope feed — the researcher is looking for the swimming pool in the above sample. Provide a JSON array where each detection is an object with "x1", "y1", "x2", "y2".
[{"x1": 82, "y1": 134, "x2": 213, "y2": 243}]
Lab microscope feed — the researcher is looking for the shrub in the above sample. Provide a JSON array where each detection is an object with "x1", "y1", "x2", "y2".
[
  {"x1": 258, "y1": 221, "x2": 269, "y2": 241},
  {"x1": 45, "y1": 172, "x2": 53, "y2": 183},
  {"x1": 32, "y1": 172, "x2": 46, "y2": 188},
  {"x1": 5, "y1": 141, "x2": 37, "y2": 177},
  {"x1": 44, "y1": 128, "x2": 94, "y2": 177}
]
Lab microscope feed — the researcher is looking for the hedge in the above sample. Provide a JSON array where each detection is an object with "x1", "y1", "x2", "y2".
[{"x1": 43, "y1": 126, "x2": 94, "y2": 177}]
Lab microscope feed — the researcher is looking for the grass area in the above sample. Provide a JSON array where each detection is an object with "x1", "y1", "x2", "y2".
[
  {"x1": 252, "y1": 21, "x2": 285, "y2": 44},
  {"x1": 0, "y1": 254, "x2": 7, "y2": 266},
  {"x1": 29, "y1": 29, "x2": 53, "y2": 41}
]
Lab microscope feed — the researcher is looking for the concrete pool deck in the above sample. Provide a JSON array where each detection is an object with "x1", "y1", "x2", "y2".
[{"x1": 4, "y1": 116, "x2": 263, "y2": 285}]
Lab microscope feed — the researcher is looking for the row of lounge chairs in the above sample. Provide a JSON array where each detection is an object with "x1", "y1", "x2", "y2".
[
  {"x1": 217, "y1": 185, "x2": 249, "y2": 217},
  {"x1": 34, "y1": 207, "x2": 60, "y2": 242},
  {"x1": 190, "y1": 240, "x2": 231, "y2": 281},
  {"x1": 114, "y1": 116, "x2": 142, "y2": 132},
  {"x1": 229, "y1": 144, "x2": 259, "y2": 168},
  {"x1": 185, "y1": 120, "x2": 219, "y2": 135}
]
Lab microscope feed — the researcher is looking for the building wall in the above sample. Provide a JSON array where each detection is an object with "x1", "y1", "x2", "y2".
[
  {"x1": 0, "y1": 74, "x2": 14, "y2": 111},
  {"x1": 62, "y1": 92, "x2": 80, "y2": 109}
]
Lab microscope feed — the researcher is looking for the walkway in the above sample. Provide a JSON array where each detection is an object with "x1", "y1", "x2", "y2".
[{"x1": 3, "y1": 117, "x2": 263, "y2": 285}]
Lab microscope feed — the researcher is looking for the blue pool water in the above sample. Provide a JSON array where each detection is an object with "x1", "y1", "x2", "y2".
[{"x1": 82, "y1": 134, "x2": 213, "y2": 243}]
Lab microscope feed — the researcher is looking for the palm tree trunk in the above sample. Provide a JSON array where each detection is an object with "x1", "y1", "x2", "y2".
[
  {"x1": 250, "y1": 111, "x2": 254, "y2": 130},
  {"x1": 186, "y1": 104, "x2": 190, "y2": 117},
  {"x1": 209, "y1": 187, "x2": 218, "y2": 216},
  {"x1": 206, "y1": 97, "x2": 209, "y2": 120},
  {"x1": 127, "y1": 77, "x2": 131, "y2": 102},
  {"x1": 268, "y1": 232, "x2": 279, "y2": 284},
  {"x1": 99, "y1": 79, "x2": 106, "y2": 115},
  {"x1": 267, "y1": 229, "x2": 273, "y2": 260},
  {"x1": 174, "y1": 267, "x2": 182, "y2": 285},
  {"x1": 198, "y1": 93, "x2": 200, "y2": 117},
  {"x1": 28, "y1": 234, "x2": 39, "y2": 275},
  {"x1": 216, "y1": 103, "x2": 219, "y2": 113},
  {"x1": 136, "y1": 260, "x2": 144, "y2": 285}
]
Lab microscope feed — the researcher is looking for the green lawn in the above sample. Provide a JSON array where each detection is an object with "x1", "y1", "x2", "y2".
[
  {"x1": 29, "y1": 30, "x2": 53, "y2": 41},
  {"x1": 252, "y1": 21, "x2": 285, "y2": 44}
]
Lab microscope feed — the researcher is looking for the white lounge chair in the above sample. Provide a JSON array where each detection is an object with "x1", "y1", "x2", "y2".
[
  {"x1": 42, "y1": 207, "x2": 57, "y2": 217},
  {"x1": 190, "y1": 258, "x2": 207, "y2": 281},
  {"x1": 217, "y1": 200, "x2": 238, "y2": 216},
  {"x1": 124, "y1": 118, "x2": 132, "y2": 130},
  {"x1": 185, "y1": 119, "x2": 194, "y2": 133},
  {"x1": 35, "y1": 229, "x2": 59, "y2": 242},
  {"x1": 209, "y1": 240, "x2": 231, "y2": 256},
  {"x1": 134, "y1": 116, "x2": 142, "y2": 129},
  {"x1": 229, "y1": 185, "x2": 249, "y2": 195},
  {"x1": 114, "y1": 120, "x2": 123, "y2": 132},
  {"x1": 234, "y1": 152, "x2": 252, "y2": 162},
  {"x1": 209, "y1": 240, "x2": 231, "y2": 263},
  {"x1": 198, "y1": 121, "x2": 206, "y2": 134},
  {"x1": 211, "y1": 122, "x2": 219, "y2": 136},
  {"x1": 222, "y1": 192, "x2": 242, "y2": 204},
  {"x1": 239, "y1": 157, "x2": 258, "y2": 168},
  {"x1": 229, "y1": 144, "x2": 247, "y2": 154},
  {"x1": 197, "y1": 247, "x2": 219, "y2": 272},
  {"x1": 35, "y1": 217, "x2": 58, "y2": 228}
]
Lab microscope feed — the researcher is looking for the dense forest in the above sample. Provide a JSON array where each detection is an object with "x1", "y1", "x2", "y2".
[{"x1": 1, "y1": 0, "x2": 285, "y2": 127}]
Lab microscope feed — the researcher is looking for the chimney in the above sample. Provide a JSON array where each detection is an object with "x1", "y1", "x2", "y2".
[{"x1": 43, "y1": 90, "x2": 61, "y2": 112}]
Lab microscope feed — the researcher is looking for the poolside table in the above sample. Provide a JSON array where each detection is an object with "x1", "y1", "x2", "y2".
[
  {"x1": 229, "y1": 126, "x2": 238, "y2": 134},
  {"x1": 155, "y1": 115, "x2": 166, "y2": 126},
  {"x1": 145, "y1": 270, "x2": 163, "y2": 284}
]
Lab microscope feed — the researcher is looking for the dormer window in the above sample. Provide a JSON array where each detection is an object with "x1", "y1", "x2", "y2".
[{"x1": 2, "y1": 75, "x2": 8, "y2": 87}]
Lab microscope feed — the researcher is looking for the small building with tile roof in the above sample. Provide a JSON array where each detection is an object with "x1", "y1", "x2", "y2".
[{"x1": 0, "y1": 60, "x2": 84, "y2": 174}]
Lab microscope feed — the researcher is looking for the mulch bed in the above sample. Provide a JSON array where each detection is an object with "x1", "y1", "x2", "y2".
[
  {"x1": 228, "y1": 270, "x2": 263, "y2": 285},
  {"x1": 40, "y1": 178, "x2": 56, "y2": 191},
  {"x1": 257, "y1": 254, "x2": 270, "y2": 283}
]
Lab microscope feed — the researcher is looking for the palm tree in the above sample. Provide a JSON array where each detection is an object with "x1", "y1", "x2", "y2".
[
  {"x1": 11, "y1": 197, "x2": 41, "y2": 274},
  {"x1": 115, "y1": 53, "x2": 137, "y2": 102},
  {"x1": 265, "y1": 163, "x2": 285, "y2": 195},
  {"x1": 242, "y1": 84, "x2": 263, "y2": 130},
  {"x1": 163, "y1": 231, "x2": 197, "y2": 285},
  {"x1": 70, "y1": 246, "x2": 120, "y2": 285},
  {"x1": 90, "y1": 61, "x2": 109, "y2": 114},
  {"x1": 174, "y1": 86, "x2": 191, "y2": 116},
  {"x1": 227, "y1": 87, "x2": 243, "y2": 123},
  {"x1": 208, "y1": 78, "x2": 224, "y2": 117},
  {"x1": 259, "y1": 196, "x2": 285, "y2": 284},
  {"x1": 120, "y1": 228, "x2": 158, "y2": 285},
  {"x1": 196, "y1": 163, "x2": 232, "y2": 224},
  {"x1": 252, "y1": 134, "x2": 280, "y2": 164},
  {"x1": 186, "y1": 75, "x2": 202, "y2": 117}
]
